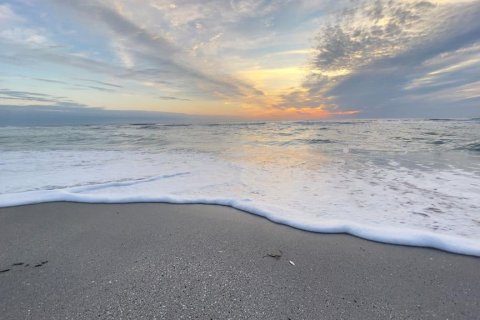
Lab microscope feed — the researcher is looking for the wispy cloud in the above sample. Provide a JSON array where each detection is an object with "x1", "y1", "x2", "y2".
[
  {"x1": 75, "y1": 78, "x2": 123, "y2": 88},
  {"x1": 0, "y1": 88, "x2": 71, "y2": 104},
  {"x1": 157, "y1": 96, "x2": 191, "y2": 101},
  {"x1": 48, "y1": 0, "x2": 264, "y2": 98},
  {"x1": 33, "y1": 78, "x2": 67, "y2": 84},
  {"x1": 0, "y1": 3, "x2": 23, "y2": 25}
]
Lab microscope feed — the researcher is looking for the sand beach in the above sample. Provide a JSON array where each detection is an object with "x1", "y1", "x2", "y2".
[{"x1": 1, "y1": 202, "x2": 479, "y2": 319}]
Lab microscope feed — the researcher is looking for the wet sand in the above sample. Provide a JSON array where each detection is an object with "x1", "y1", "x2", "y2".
[{"x1": 0, "y1": 202, "x2": 479, "y2": 319}]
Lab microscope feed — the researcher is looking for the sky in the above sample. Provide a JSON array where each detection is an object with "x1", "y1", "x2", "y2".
[{"x1": 0, "y1": 0, "x2": 479, "y2": 124}]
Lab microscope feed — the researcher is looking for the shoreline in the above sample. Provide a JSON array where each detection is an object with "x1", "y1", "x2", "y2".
[
  {"x1": 1, "y1": 202, "x2": 479, "y2": 319},
  {"x1": 1, "y1": 194, "x2": 479, "y2": 257}
]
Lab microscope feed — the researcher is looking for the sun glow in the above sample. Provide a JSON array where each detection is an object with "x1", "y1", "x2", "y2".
[{"x1": 237, "y1": 67, "x2": 306, "y2": 94}]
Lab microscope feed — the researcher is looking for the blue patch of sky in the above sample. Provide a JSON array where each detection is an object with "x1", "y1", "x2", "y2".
[
  {"x1": 270, "y1": 6, "x2": 325, "y2": 32},
  {"x1": 10, "y1": 1, "x2": 117, "y2": 64}
]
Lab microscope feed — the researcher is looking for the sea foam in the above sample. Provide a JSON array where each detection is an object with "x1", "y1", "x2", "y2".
[
  {"x1": 1, "y1": 120, "x2": 479, "y2": 256},
  {"x1": 1, "y1": 181, "x2": 479, "y2": 257}
]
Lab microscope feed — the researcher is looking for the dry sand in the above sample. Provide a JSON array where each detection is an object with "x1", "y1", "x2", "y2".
[{"x1": 0, "y1": 202, "x2": 479, "y2": 319}]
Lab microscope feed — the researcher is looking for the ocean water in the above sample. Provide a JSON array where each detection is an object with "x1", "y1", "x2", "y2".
[{"x1": 1, "y1": 119, "x2": 479, "y2": 256}]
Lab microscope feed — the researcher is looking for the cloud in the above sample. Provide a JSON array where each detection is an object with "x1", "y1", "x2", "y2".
[
  {"x1": 0, "y1": 27, "x2": 48, "y2": 45},
  {"x1": 33, "y1": 78, "x2": 67, "y2": 84},
  {"x1": 0, "y1": 88, "x2": 72, "y2": 104},
  {"x1": 281, "y1": 0, "x2": 480, "y2": 118},
  {"x1": 74, "y1": 78, "x2": 123, "y2": 88},
  {"x1": 0, "y1": 0, "x2": 267, "y2": 112},
  {"x1": 404, "y1": 43, "x2": 480, "y2": 95},
  {"x1": 46, "y1": 0, "x2": 264, "y2": 98},
  {"x1": 82, "y1": 85, "x2": 117, "y2": 93},
  {"x1": 313, "y1": 0, "x2": 435, "y2": 74},
  {"x1": 0, "y1": 4, "x2": 22, "y2": 26},
  {"x1": 157, "y1": 96, "x2": 191, "y2": 101},
  {"x1": 33, "y1": 78, "x2": 123, "y2": 92},
  {"x1": 0, "y1": 4, "x2": 49, "y2": 46},
  {"x1": 0, "y1": 41, "x2": 124, "y2": 75}
]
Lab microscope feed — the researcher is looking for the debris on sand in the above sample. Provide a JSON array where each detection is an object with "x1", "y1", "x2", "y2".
[{"x1": 263, "y1": 250, "x2": 283, "y2": 260}]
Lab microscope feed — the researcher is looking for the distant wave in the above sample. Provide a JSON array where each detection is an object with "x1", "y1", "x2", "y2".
[
  {"x1": 162, "y1": 124, "x2": 192, "y2": 127},
  {"x1": 278, "y1": 138, "x2": 336, "y2": 146},
  {"x1": 458, "y1": 142, "x2": 480, "y2": 152},
  {"x1": 204, "y1": 122, "x2": 266, "y2": 127},
  {"x1": 294, "y1": 121, "x2": 356, "y2": 126},
  {"x1": 302, "y1": 138, "x2": 335, "y2": 144},
  {"x1": 428, "y1": 118, "x2": 477, "y2": 122},
  {"x1": 132, "y1": 124, "x2": 160, "y2": 129},
  {"x1": 131, "y1": 123, "x2": 194, "y2": 129},
  {"x1": 429, "y1": 140, "x2": 447, "y2": 145}
]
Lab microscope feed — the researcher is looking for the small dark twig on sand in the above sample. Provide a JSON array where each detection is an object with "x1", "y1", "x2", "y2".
[
  {"x1": 263, "y1": 250, "x2": 283, "y2": 260},
  {"x1": 34, "y1": 261, "x2": 48, "y2": 268}
]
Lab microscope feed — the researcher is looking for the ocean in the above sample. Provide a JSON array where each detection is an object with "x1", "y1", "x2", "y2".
[{"x1": 1, "y1": 119, "x2": 479, "y2": 255}]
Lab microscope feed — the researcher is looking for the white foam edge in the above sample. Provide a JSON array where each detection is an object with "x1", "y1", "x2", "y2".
[{"x1": 0, "y1": 188, "x2": 479, "y2": 257}]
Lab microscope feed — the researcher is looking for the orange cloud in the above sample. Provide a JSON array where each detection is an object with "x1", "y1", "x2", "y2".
[{"x1": 236, "y1": 87, "x2": 360, "y2": 120}]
